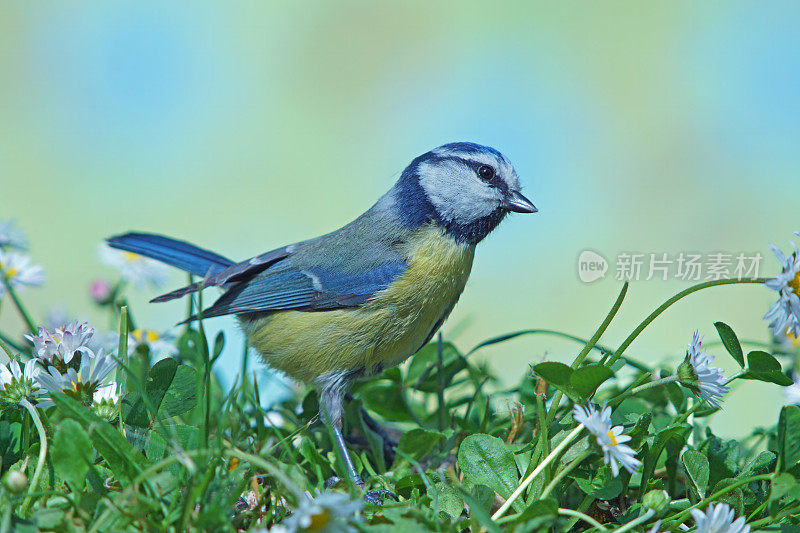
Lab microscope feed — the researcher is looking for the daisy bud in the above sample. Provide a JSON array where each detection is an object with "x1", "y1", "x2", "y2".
[
  {"x1": 642, "y1": 489, "x2": 670, "y2": 515},
  {"x1": 3, "y1": 470, "x2": 28, "y2": 493}
]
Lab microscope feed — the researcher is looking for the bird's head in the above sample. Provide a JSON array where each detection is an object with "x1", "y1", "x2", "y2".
[{"x1": 394, "y1": 142, "x2": 536, "y2": 245}]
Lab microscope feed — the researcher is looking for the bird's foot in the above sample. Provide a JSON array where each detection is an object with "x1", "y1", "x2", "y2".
[
  {"x1": 363, "y1": 489, "x2": 399, "y2": 506},
  {"x1": 323, "y1": 476, "x2": 397, "y2": 505},
  {"x1": 324, "y1": 475, "x2": 343, "y2": 489}
]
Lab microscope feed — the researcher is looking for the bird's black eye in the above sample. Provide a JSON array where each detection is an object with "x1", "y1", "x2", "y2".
[{"x1": 477, "y1": 165, "x2": 495, "y2": 181}]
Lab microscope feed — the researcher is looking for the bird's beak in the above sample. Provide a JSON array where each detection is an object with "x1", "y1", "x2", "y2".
[{"x1": 504, "y1": 190, "x2": 538, "y2": 213}]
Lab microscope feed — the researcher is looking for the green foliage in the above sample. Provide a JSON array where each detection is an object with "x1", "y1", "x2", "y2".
[{"x1": 0, "y1": 251, "x2": 798, "y2": 532}]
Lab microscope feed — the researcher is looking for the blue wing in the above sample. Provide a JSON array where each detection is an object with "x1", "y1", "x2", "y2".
[{"x1": 197, "y1": 260, "x2": 407, "y2": 318}]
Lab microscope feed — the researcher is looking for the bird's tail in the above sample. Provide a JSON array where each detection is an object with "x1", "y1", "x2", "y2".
[{"x1": 106, "y1": 233, "x2": 235, "y2": 278}]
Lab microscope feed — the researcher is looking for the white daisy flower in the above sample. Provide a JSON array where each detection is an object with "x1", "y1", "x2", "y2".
[
  {"x1": 26, "y1": 321, "x2": 96, "y2": 366},
  {"x1": 0, "y1": 219, "x2": 27, "y2": 250},
  {"x1": 572, "y1": 403, "x2": 641, "y2": 477},
  {"x1": 0, "y1": 250, "x2": 45, "y2": 297},
  {"x1": 129, "y1": 329, "x2": 178, "y2": 358},
  {"x1": 678, "y1": 332, "x2": 729, "y2": 408},
  {"x1": 92, "y1": 383, "x2": 120, "y2": 423},
  {"x1": 36, "y1": 350, "x2": 117, "y2": 406},
  {"x1": 98, "y1": 244, "x2": 169, "y2": 288},
  {"x1": 93, "y1": 383, "x2": 119, "y2": 404},
  {"x1": 764, "y1": 232, "x2": 800, "y2": 339},
  {"x1": 784, "y1": 374, "x2": 800, "y2": 405},
  {"x1": 0, "y1": 359, "x2": 45, "y2": 410},
  {"x1": 280, "y1": 490, "x2": 362, "y2": 533},
  {"x1": 690, "y1": 502, "x2": 750, "y2": 533}
]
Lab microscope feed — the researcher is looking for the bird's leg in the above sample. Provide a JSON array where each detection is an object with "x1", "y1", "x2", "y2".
[
  {"x1": 319, "y1": 371, "x2": 362, "y2": 488},
  {"x1": 331, "y1": 422, "x2": 363, "y2": 487},
  {"x1": 318, "y1": 371, "x2": 397, "y2": 505}
]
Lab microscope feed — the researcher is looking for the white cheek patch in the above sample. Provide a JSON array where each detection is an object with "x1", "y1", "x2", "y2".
[{"x1": 418, "y1": 160, "x2": 502, "y2": 225}]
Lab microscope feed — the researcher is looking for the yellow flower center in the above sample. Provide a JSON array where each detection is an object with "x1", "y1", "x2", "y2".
[
  {"x1": 786, "y1": 329, "x2": 800, "y2": 347},
  {"x1": 790, "y1": 271, "x2": 800, "y2": 297},
  {"x1": 123, "y1": 251, "x2": 141, "y2": 263},
  {"x1": 132, "y1": 329, "x2": 159, "y2": 343},
  {"x1": 306, "y1": 510, "x2": 331, "y2": 532},
  {"x1": 5, "y1": 267, "x2": 17, "y2": 278},
  {"x1": 607, "y1": 429, "x2": 618, "y2": 446}
]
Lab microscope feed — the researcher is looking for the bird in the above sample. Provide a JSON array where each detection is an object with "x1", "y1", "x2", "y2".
[{"x1": 107, "y1": 142, "x2": 536, "y2": 500}]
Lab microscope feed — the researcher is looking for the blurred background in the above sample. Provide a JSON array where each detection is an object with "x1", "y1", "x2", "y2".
[{"x1": 1, "y1": 2, "x2": 798, "y2": 436}]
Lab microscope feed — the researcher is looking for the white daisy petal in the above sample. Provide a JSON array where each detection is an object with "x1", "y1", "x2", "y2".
[
  {"x1": 0, "y1": 250, "x2": 45, "y2": 294},
  {"x1": 764, "y1": 233, "x2": 800, "y2": 338},
  {"x1": 0, "y1": 219, "x2": 28, "y2": 250},
  {"x1": 690, "y1": 503, "x2": 750, "y2": 533},
  {"x1": 572, "y1": 403, "x2": 641, "y2": 477},
  {"x1": 99, "y1": 244, "x2": 169, "y2": 288},
  {"x1": 679, "y1": 332, "x2": 729, "y2": 408}
]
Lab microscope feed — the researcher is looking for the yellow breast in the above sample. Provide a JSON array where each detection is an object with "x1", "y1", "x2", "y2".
[{"x1": 242, "y1": 224, "x2": 475, "y2": 383}]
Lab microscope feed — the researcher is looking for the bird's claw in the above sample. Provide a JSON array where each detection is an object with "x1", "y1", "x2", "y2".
[
  {"x1": 324, "y1": 475, "x2": 343, "y2": 489},
  {"x1": 363, "y1": 489, "x2": 398, "y2": 505}
]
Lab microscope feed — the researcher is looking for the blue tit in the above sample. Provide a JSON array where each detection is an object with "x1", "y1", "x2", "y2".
[{"x1": 107, "y1": 142, "x2": 536, "y2": 493}]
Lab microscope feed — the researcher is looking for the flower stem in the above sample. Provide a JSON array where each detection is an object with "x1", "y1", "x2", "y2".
[
  {"x1": 19, "y1": 399, "x2": 47, "y2": 517},
  {"x1": 604, "y1": 277, "x2": 768, "y2": 367},
  {"x1": 4, "y1": 283, "x2": 37, "y2": 334},
  {"x1": 492, "y1": 423, "x2": 585, "y2": 520},
  {"x1": 612, "y1": 509, "x2": 655, "y2": 533},
  {"x1": 557, "y1": 507, "x2": 608, "y2": 531},
  {"x1": 628, "y1": 375, "x2": 680, "y2": 395},
  {"x1": 723, "y1": 369, "x2": 747, "y2": 386},
  {"x1": 540, "y1": 450, "x2": 591, "y2": 499},
  {"x1": 0, "y1": 335, "x2": 17, "y2": 360},
  {"x1": 546, "y1": 282, "x2": 629, "y2": 427},
  {"x1": 0, "y1": 330, "x2": 25, "y2": 355}
]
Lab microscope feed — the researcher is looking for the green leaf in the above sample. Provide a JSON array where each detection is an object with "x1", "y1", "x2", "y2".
[
  {"x1": 778, "y1": 405, "x2": 800, "y2": 472},
  {"x1": 157, "y1": 364, "x2": 198, "y2": 417},
  {"x1": 712, "y1": 478, "x2": 744, "y2": 515},
  {"x1": 297, "y1": 436, "x2": 334, "y2": 480},
  {"x1": 739, "y1": 451, "x2": 776, "y2": 478},
  {"x1": 714, "y1": 322, "x2": 744, "y2": 367},
  {"x1": 211, "y1": 331, "x2": 225, "y2": 363},
  {"x1": 570, "y1": 364, "x2": 614, "y2": 402},
  {"x1": 51, "y1": 392, "x2": 148, "y2": 482},
  {"x1": 627, "y1": 412, "x2": 652, "y2": 450},
  {"x1": 533, "y1": 362, "x2": 577, "y2": 401},
  {"x1": 641, "y1": 425, "x2": 690, "y2": 491},
  {"x1": 51, "y1": 419, "x2": 93, "y2": 492},
  {"x1": 682, "y1": 450, "x2": 710, "y2": 498},
  {"x1": 769, "y1": 473, "x2": 800, "y2": 504},
  {"x1": 457, "y1": 486, "x2": 503, "y2": 533},
  {"x1": 458, "y1": 434, "x2": 522, "y2": 512},
  {"x1": 516, "y1": 497, "x2": 558, "y2": 522},
  {"x1": 394, "y1": 428, "x2": 445, "y2": 466},
  {"x1": 359, "y1": 382, "x2": 415, "y2": 422},
  {"x1": 573, "y1": 465, "x2": 623, "y2": 500},
  {"x1": 433, "y1": 482, "x2": 464, "y2": 521},
  {"x1": 122, "y1": 359, "x2": 199, "y2": 427},
  {"x1": 406, "y1": 341, "x2": 464, "y2": 391},
  {"x1": 741, "y1": 351, "x2": 793, "y2": 386}
]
